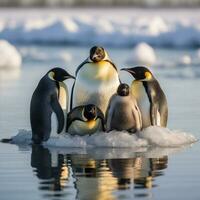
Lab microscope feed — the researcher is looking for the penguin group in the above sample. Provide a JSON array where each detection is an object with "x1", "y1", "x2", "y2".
[{"x1": 30, "y1": 46, "x2": 168, "y2": 144}]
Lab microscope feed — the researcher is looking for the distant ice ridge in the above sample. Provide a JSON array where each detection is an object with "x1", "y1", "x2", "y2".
[
  {"x1": 0, "y1": 14, "x2": 200, "y2": 47},
  {"x1": 10, "y1": 126, "x2": 197, "y2": 148}
]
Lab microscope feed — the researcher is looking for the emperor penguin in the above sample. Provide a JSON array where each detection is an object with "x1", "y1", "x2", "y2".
[
  {"x1": 71, "y1": 46, "x2": 121, "y2": 114},
  {"x1": 30, "y1": 68, "x2": 75, "y2": 144},
  {"x1": 121, "y1": 66, "x2": 168, "y2": 128},
  {"x1": 67, "y1": 104, "x2": 105, "y2": 136},
  {"x1": 106, "y1": 83, "x2": 142, "y2": 133}
]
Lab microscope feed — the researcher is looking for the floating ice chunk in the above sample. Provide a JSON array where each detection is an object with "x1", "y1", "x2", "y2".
[
  {"x1": 140, "y1": 126, "x2": 197, "y2": 147},
  {"x1": 0, "y1": 40, "x2": 22, "y2": 69},
  {"x1": 129, "y1": 43, "x2": 157, "y2": 66},
  {"x1": 179, "y1": 55, "x2": 191, "y2": 65},
  {"x1": 11, "y1": 129, "x2": 32, "y2": 145},
  {"x1": 0, "y1": 68, "x2": 20, "y2": 80}
]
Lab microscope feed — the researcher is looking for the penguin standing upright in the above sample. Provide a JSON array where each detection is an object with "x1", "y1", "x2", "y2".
[
  {"x1": 30, "y1": 68, "x2": 75, "y2": 144},
  {"x1": 71, "y1": 46, "x2": 121, "y2": 114},
  {"x1": 67, "y1": 104, "x2": 105, "y2": 136},
  {"x1": 106, "y1": 83, "x2": 142, "y2": 132},
  {"x1": 121, "y1": 66, "x2": 168, "y2": 128}
]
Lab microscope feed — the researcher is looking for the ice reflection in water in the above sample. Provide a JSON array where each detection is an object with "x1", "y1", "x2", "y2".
[{"x1": 31, "y1": 145, "x2": 169, "y2": 200}]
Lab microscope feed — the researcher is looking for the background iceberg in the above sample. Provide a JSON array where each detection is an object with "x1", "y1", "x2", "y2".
[{"x1": 0, "y1": 9, "x2": 200, "y2": 48}]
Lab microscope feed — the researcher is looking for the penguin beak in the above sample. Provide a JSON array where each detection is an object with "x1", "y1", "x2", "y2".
[
  {"x1": 91, "y1": 54, "x2": 99, "y2": 62},
  {"x1": 121, "y1": 68, "x2": 136, "y2": 75},
  {"x1": 64, "y1": 75, "x2": 75, "y2": 79}
]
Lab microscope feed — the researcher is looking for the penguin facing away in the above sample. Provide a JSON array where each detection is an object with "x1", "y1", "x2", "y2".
[
  {"x1": 30, "y1": 67, "x2": 75, "y2": 144},
  {"x1": 106, "y1": 83, "x2": 142, "y2": 133},
  {"x1": 71, "y1": 46, "x2": 121, "y2": 114},
  {"x1": 67, "y1": 104, "x2": 105, "y2": 136},
  {"x1": 121, "y1": 66, "x2": 168, "y2": 128}
]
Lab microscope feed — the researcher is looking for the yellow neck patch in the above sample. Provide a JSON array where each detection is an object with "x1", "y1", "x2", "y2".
[
  {"x1": 81, "y1": 61, "x2": 117, "y2": 82},
  {"x1": 145, "y1": 72, "x2": 152, "y2": 80},
  {"x1": 87, "y1": 120, "x2": 97, "y2": 129}
]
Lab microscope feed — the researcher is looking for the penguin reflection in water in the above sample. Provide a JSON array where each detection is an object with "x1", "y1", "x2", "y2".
[
  {"x1": 106, "y1": 83, "x2": 142, "y2": 133},
  {"x1": 71, "y1": 46, "x2": 121, "y2": 114},
  {"x1": 121, "y1": 66, "x2": 168, "y2": 128},
  {"x1": 67, "y1": 104, "x2": 105, "y2": 136},
  {"x1": 30, "y1": 68, "x2": 75, "y2": 144}
]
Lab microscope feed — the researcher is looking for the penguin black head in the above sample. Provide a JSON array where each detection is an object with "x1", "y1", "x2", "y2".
[
  {"x1": 83, "y1": 104, "x2": 97, "y2": 121},
  {"x1": 121, "y1": 66, "x2": 153, "y2": 81},
  {"x1": 48, "y1": 68, "x2": 75, "y2": 82},
  {"x1": 117, "y1": 83, "x2": 130, "y2": 96},
  {"x1": 90, "y1": 46, "x2": 106, "y2": 62}
]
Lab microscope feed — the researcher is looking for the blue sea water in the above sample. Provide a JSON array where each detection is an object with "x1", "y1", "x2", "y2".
[{"x1": 0, "y1": 44, "x2": 200, "y2": 200}]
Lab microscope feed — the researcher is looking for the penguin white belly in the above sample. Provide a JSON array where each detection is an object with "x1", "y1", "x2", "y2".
[
  {"x1": 59, "y1": 82, "x2": 68, "y2": 110},
  {"x1": 72, "y1": 61, "x2": 120, "y2": 114},
  {"x1": 68, "y1": 118, "x2": 102, "y2": 136},
  {"x1": 51, "y1": 82, "x2": 68, "y2": 136},
  {"x1": 131, "y1": 81, "x2": 151, "y2": 128}
]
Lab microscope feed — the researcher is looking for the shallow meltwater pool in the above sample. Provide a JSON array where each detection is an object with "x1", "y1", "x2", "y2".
[{"x1": 0, "y1": 45, "x2": 200, "y2": 200}]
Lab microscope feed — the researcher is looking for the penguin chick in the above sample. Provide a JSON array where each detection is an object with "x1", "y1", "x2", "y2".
[
  {"x1": 30, "y1": 67, "x2": 75, "y2": 144},
  {"x1": 106, "y1": 83, "x2": 142, "y2": 133},
  {"x1": 121, "y1": 66, "x2": 168, "y2": 128},
  {"x1": 67, "y1": 104, "x2": 105, "y2": 136}
]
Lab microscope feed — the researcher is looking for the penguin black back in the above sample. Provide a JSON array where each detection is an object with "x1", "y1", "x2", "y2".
[{"x1": 30, "y1": 68, "x2": 75, "y2": 144}]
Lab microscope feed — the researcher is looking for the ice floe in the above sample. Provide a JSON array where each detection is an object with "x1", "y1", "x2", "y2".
[
  {"x1": 9, "y1": 126, "x2": 197, "y2": 148},
  {"x1": 127, "y1": 42, "x2": 156, "y2": 66}
]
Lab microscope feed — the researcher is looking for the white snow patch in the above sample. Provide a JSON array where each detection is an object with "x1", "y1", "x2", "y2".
[
  {"x1": 128, "y1": 43, "x2": 157, "y2": 66},
  {"x1": 140, "y1": 126, "x2": 197, "y2": 147},
  {"x1": 0, "y1": 40, "x2": 22, "y2": 69}
]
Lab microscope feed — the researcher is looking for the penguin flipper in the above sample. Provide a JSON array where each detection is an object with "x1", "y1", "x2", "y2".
[
  {"x1": 75, "y1": 58, "x2": 90, "y2": 75},
  {"x1": 51, "y1": 94, "x2": 64, "y2": 134},
  {"x1": 105, "y1": 95, "x2": 116, "y2": 132},
  {"x1": 70, "y1": 81, "x2": 75, "y2": 110},
  {"x1": 66, "y1": 106, "x2": 83, "y2": 132},
  {"x1": 96, "y1": 107, "x2": 105, "y2": 131},
  {"x1": 132, "y1": 103, "x2": 142, "y2": 131}
]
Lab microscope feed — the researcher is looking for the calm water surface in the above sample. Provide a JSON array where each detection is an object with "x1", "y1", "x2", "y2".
[{"x1": 0, "y1": 46, "x2": 200, "y2": 200}]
